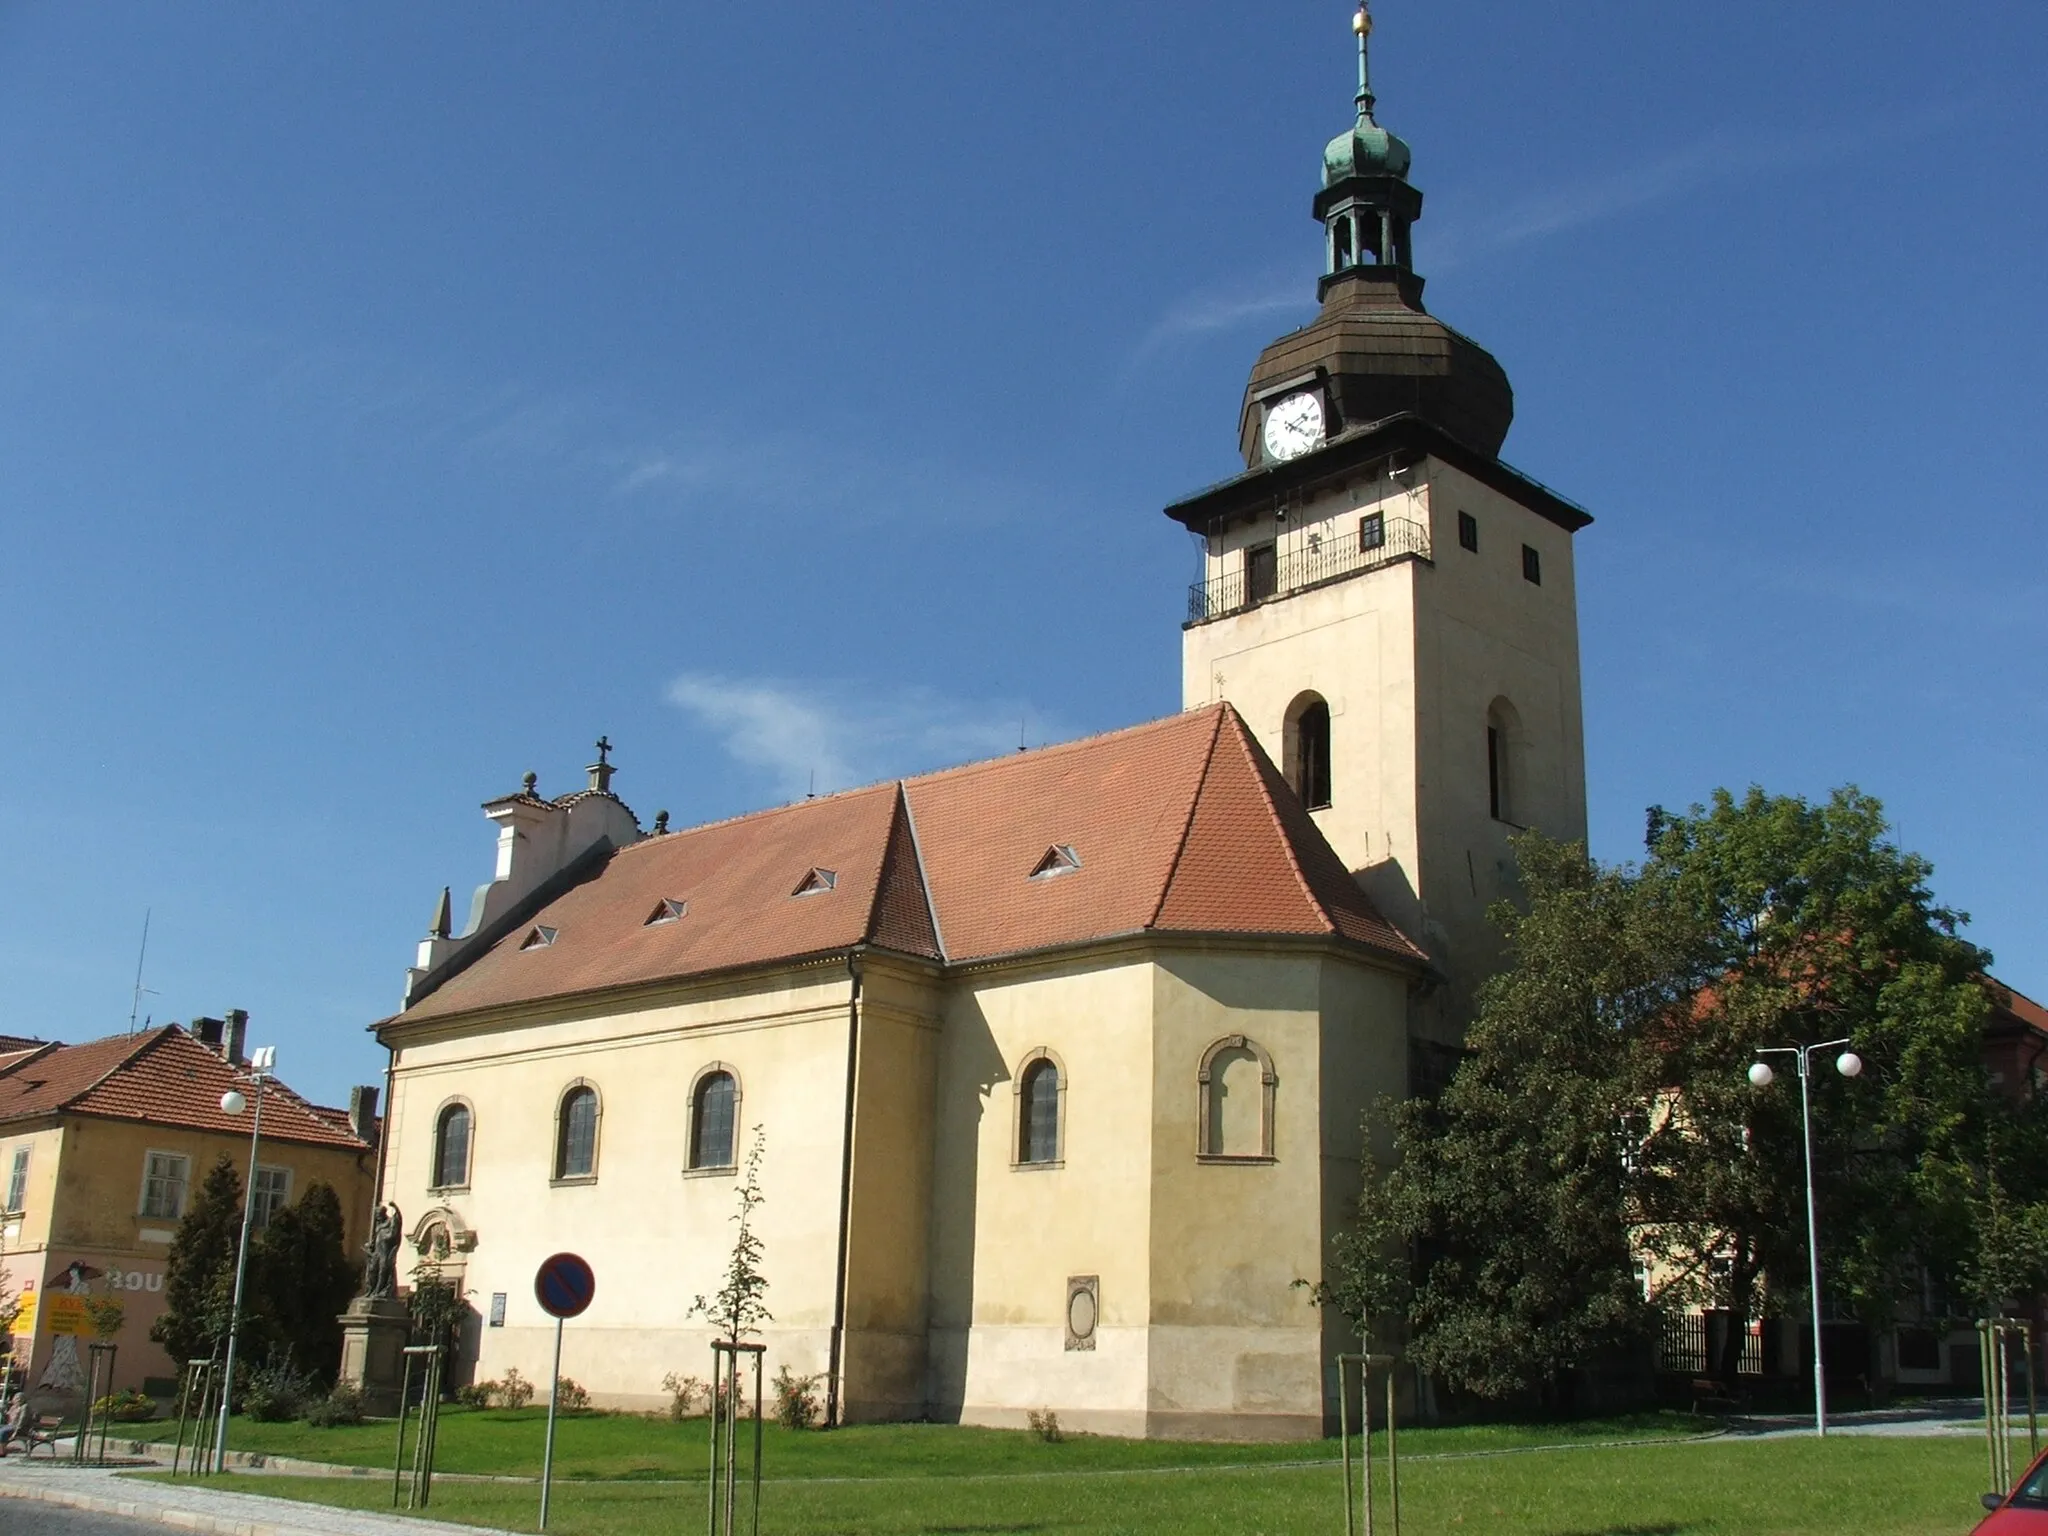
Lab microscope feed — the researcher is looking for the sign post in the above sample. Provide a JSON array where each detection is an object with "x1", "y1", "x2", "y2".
[{"x1": 533, "y1": 1253, "x2": 595, "y2": 1532}]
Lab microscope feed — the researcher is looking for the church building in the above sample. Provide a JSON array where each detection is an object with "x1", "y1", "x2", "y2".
[{"x1": 371, "y1": 8, "x2": 1590, "y2": 1439}]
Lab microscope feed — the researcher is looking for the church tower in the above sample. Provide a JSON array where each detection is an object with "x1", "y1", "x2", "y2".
[{"x1": 1168, "y1": 4, "x2": 1590, "y2": 1045}]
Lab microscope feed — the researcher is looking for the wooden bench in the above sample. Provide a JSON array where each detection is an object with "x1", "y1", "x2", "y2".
[{"x1": 2, "y1": 1412, "x2": 66, "y2": 1456}]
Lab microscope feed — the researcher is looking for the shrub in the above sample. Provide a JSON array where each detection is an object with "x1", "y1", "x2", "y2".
[
  {"x1": 771, "y1": 1366, "x2": 821, "y2": 1430},
  {"x1": 454, "y1": 1381, "x2": 494, "y2": 1409},
  {"x1": 91, "y1": 1389, "x2": 156, "y2": 1423},
  {"x1": 241, "y1": 1356, "x2": 318, "y2": 1423},
  {"x1": 554, "y1": 1376, "x2": 591, "y2": 1412},
  {"x1": 660, "y1": 1372, "x2": 706, "y2": 1422},
  {"x1": 496, "y1": 1368, "x2": 534, "y2": 1409},
  {"x1": 1026, "y1": 1408, "x2": 1064, "y2": 1444},
  {"x1": 304, "y1": 1384, "x2": 365, "y2": 1427}
]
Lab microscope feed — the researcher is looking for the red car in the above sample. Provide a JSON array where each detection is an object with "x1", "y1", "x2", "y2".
[{"x1": 1977, "y1": 1446, "x2": 2048, "y2": 1532}]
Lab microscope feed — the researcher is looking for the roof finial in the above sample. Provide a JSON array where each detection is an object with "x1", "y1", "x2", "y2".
[
  {"x1": 1353, "y1": 3, "x2": 1376, "y2": 124},
  {"x1": 587, "y1": 735, "x2": 617, "y2": 795}
]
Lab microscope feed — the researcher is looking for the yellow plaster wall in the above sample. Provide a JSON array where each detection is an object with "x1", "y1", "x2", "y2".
[
  {"x1": 926, "y1": 953, "x2": 1157, "y2": 1436},
  {"x1": 4, "y1": 1115, "x2": 372, "y2": 1394},
  {"x1": 384, "y1": 965, "x2": 870, "y2": 1411}
]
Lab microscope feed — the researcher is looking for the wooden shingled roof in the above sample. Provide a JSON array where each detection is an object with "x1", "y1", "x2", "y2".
[
  {"x1": 397, "y1": 703, "x2": 1426, "y2": 1025},
  {"x1": 0, "y1": 1026, "x2": 373, "y2": 1151}
]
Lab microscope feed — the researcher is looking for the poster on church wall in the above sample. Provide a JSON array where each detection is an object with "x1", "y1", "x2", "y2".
[{"x1": 8, "y1": 1290, "x2": 35, "y2": 1335}]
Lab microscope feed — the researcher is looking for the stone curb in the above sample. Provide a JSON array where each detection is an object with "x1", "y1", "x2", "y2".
[{"x1": 0, "y1": 1474, "x2": 522, "y2": 1536}]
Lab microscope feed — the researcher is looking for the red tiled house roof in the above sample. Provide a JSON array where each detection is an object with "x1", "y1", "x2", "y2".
[
  {"x1": 0, "y1": 1026, "x2": 372, "y2": 1151},
  {"x1": 399, "y1": 704, "x2": 1425, "y2": 1024}
]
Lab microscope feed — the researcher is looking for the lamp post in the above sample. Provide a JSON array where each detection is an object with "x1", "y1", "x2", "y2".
[
  {"x1": 1747, "y1": 1038, "x2": 1864, "y2": 1437},
  {"x1": 215, "y1": 1043, "x2": 276, "y2": 1471}
]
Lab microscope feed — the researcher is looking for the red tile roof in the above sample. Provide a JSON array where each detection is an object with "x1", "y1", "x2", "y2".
[
  {"x1": 0, "y1": 1026, "x2": 372, "y2": 1151},
  {"x1": 1989, "y1": 977, "x2": 2048, "y2": 1036},
  {"x1": 397, "y1": 704, "x2": 1425, "y2": 1024}
]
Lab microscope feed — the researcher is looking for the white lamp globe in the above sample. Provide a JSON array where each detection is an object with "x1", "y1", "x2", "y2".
[
  {"x1": 1748, "y1": 1062, "x2": 1775, "y2": 1088},
  {"x1": 220, "y1": 1089, "x2": 246, "y2": 1116},
  {"x1": 1836, "y1": 1051, "x2": 1864, "y2": 1079}
]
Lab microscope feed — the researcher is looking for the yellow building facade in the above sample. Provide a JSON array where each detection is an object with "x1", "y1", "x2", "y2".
[{"x1": 0, "y1": 1022, "x2": 380, "y2": 1395}]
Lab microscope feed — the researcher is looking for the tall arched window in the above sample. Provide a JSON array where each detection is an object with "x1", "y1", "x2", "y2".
[
  {"x1": 1198, "y1": 1036, "x2": 1276, "y2": 1162},
  {"x1": 1487, "y1": 697, "x2": 1524, "y2": 825},
  {"x1": 431, "y1": 1102, "x2": 471, "y2": 1189},
  {"x1": 1286, "y1": 692, "x2": 1333, "y2": 811},
  {"x1": 555, "y1": 1084, "x2": 600, "y2": 1181},
  {"x1": 690, "y1": 1069, "x2": 737, "y2": 1171},
  {"x1": 1016, "y1": 1053, "x2": 1063, "y2": 1166}
]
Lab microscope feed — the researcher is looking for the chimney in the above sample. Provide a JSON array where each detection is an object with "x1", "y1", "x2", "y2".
[
  {"x1": 190, "y1": 1016, "x2": 225, "y2": 1052},
  {"x1": 349, "y1": 1085, "x2": 382, "y2": 1148},
  {"x1": 223, "y1": 1009, "x2": 249, "y2": 1065}
]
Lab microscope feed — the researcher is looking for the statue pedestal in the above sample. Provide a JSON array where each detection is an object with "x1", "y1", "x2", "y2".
[{"x1": 337, "y1": 1296, "x2": 410, "y2": 1416}]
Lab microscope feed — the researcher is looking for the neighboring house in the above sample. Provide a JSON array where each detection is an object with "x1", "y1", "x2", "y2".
[
  {"x1": 0, "y1": 1020, "x2": 381, "y2": 1395},
  {"x1": 372, "y1": 15, "x2": 1596, "y2": 1440},
  {"x1": 1647, "y1": 975, "x2": 2048, "y2": 1394}
]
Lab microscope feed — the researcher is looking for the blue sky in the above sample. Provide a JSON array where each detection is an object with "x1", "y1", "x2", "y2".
[{"x1": 1, "y1": 2, "x2": 2042, "y2": 1104}]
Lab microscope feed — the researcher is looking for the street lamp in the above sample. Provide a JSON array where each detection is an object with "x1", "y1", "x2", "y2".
[
  {"x1": 1748, "y1": 1038, "x2": 1864, "y2": 1437},
  {"x1": 215, "y1": 1043, "x2": 276, "y2": 1471}
]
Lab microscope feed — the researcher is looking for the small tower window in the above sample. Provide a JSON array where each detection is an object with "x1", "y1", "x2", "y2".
[
  {"x1": 1487, "y1": 698, "x2": 1523, "y2": 826},
  {"x1": 1245, "y1": 542, "x2": 1278, "y2": 603},
  {"x1": 1331, "y1": 216, "x2": 1353, "y2": 271},
  {"x1": 1458, "y1": 512, "x2": 1479, "y2": 553},
  {"x1": 1360, "y1": 513, "x2": 1385, "y2": 551},
  {"x1": 1292, "y1": 699, "x2": 1332, "y2": 811},
  {"x1": 1522, "y1": 544, "x2": 1542, "y2": 585}
]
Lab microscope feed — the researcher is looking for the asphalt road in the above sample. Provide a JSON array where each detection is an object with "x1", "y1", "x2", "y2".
[{"x1": 3, "y1": 1502, "x2": 167, "y2": 1536}]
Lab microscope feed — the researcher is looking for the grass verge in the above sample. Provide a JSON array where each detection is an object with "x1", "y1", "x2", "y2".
[{"x1": 136, "y1": 1434, "x2": 1995, "y2": 1534}]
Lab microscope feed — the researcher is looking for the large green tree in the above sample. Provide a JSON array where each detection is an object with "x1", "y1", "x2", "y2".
[
  {"x1": 1321, "y1": 785, "x2": 2041, "y2": 1400},
  {"x1": 251, "y1": 1181, "x2": 358, "y2": 1383},
  {"x1": 151, "y1": 1157, "x2": 242, "y2": 1367}
]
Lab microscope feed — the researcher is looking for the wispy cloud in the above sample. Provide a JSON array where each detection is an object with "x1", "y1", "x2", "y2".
[
  {"x1": 665, "y1": 674, "x2": 1052, "y2": 798},
  {"x1": 1431, "y1": 105, "x2": 1967, "y2": 268}
]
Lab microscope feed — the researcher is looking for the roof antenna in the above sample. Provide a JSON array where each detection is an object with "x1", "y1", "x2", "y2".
[
  {"x1": 1018, "y1": 712, "x2": 1028, "y2": 753},
  {"x1": 127, "y1": 908, "x2": 156, "y2": 1035},
  {"x1": 808, "y1": 769, "x2": 817, "y2": 800}
]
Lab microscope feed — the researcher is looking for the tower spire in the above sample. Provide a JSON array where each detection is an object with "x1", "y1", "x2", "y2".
[{"x1": 1354, "y1": 4, "x2": 1376, "y2": 125}]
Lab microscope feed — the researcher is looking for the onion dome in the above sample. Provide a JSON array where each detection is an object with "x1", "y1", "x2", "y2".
[{"x1": 1237, "y1": 4, "x2": 1515, "y2": 466}]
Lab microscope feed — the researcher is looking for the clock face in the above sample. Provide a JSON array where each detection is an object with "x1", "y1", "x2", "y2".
[{"x1": 1262, "y1": 391, "x2": 1325, "y2": 462}]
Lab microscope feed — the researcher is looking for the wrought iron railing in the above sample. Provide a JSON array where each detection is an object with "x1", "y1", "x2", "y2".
[{"x1": 1186, "y1": 514, "x2": 1431, "y2": 624}]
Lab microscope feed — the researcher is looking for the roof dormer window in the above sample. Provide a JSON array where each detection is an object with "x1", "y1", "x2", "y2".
[
  {"x1": 1030, "y1": 844, "x2": 1083, "y2": 880},
  {"x1": 519, "y1": 925, "x2": 559, "y2": 951},
  {"x1": 792, "y1": 868, "x2": 838, "y2": 897},
  {"x1": 643, "y1": 898, "x2": 688, "y2": 926}
]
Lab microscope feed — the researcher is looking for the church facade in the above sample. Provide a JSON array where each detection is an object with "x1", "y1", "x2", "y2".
[{"x1": 371, "y1": 9, "x2": 1590, "y2": 1439}]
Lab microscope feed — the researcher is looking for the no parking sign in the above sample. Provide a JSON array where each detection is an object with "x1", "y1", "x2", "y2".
[{"x1": 533, "y1": 1251, "x2": 594, "y2": 1530}]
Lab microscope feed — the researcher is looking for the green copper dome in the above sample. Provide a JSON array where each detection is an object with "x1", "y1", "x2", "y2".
[{"x1": 1324, "y1": 118, "x2": 1411, "y2": 184}]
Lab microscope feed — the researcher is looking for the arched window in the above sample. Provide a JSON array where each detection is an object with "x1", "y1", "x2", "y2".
[
  {"x1": 1285, "y1": 692, "x2": 1333, "y2": 811},
  {"x1": 689, "y1": 1069, "x2": 738, "y2": 1171},
  {"x1": 431, "y1": 1101, "x2": 472, "y2": 1189},
  {"x1": 1198, "y1": 1036, "x2": 1277, "y2": 1161},
  {"x1": 554, "y1": 1083, "x2": 600, "y2": 1181},
  {"x1": 1487, "y1": 697, "x2": 1524, "y2": 825},
  {"x1": 1015, "y1": 1052, "x2": 1064, "y2": 1167}
]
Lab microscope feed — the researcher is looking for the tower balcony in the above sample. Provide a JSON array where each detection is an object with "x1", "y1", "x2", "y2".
[{"x1": 1186, "y1": 514, "x2": 1431, "y2": 626}]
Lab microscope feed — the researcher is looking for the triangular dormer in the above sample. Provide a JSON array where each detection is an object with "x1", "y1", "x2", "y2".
[
  {"x1": 1030, "y1": 844, "x2": 1083, "y2": 880},
  {"x1": 643, "y1": 898, "x2": 688, "y2": 926},
  {"x1": 792, "y1": 868, "x2": 838, "y2": 897},
  {"x1": 518, "y1": 925, "x2": 558, "y2": 951}
]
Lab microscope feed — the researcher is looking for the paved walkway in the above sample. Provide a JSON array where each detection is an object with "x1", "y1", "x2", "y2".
[
  {"x1": 0, "y1": 1460, "x2": 518, "y2": 1536},
  {"x1": 1727, "y1": 1397, "x2": 2001, "y2": 1438}
]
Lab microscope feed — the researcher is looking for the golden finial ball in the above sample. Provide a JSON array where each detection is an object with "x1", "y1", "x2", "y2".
[{"x1": 1354, "y1": 6, "x2": 1371, "y2": 36}]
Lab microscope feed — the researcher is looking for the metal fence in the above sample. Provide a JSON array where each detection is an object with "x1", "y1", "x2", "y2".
[
  {"x1": 1659, "y1": 1312, "x2": 1766, "y2": 1376},
  {"x1": 1187, "y1": 515, "x2": 1431, "y2": 624}
]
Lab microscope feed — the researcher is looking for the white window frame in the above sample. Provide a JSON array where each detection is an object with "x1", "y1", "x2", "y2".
[
  {"x1": 139, "y1": 1150, "x2": 191, "y2": 1219},
  {"x1": 4, "y1": 1145, "x2": 28, "y2": 1213},
  {"x1": 250, "y1": 1164, "x2": 293, "y2": 1229}
]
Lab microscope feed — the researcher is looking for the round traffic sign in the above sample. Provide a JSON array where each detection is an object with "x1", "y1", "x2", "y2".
[{"x1": 534, "y1": 1252, "x2": 596, "y2": 1319}]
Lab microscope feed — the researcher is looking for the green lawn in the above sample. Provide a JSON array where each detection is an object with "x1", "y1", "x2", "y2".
[
  {"x1": 141, "y1": 1435, "x2": 2000, "y2": 1535},
  {"x1": 126, "y1": 1406, "x2": 1718, "y2": 1481}
]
